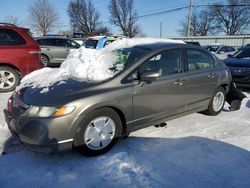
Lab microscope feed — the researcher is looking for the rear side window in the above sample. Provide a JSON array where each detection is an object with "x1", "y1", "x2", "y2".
[
  {"x1": 46, "y1": 39, "x2": 58, "y2": 46},
  {"x1": 186, "y1": 49, "x2": 214, "y2": 71},
  {"x1": 82, "y1": 39, "x2": 98, "y2": 49},
  {"x1": 0, "y1": 28, "x2": 26, "y2": 45},
  {"x1": 36, "y1": 39, "x2": 44, "y2": 45}
]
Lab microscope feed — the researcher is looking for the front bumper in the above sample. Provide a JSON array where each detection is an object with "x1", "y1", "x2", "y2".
[{"x1": 4, "y1": 109, "x2": 75, "y2": 153}]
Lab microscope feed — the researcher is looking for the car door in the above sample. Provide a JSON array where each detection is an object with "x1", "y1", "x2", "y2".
[
  {"x1": 42, "y1": 39, "x2": 66, "y2": 63},
  {"x1": 184, "y1": 48, "x2": 219, "y2": 110},
  {"x1": 131, "y1": 48, "x2": 188, "y2": 126},
  {"x1": 64, "y1": 39, "x2": 80, "y2": 57}
]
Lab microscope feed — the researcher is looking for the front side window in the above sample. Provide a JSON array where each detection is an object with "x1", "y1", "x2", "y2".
[
  {"x1": 187, "y1": 49, "x2": 214, "y2": 71},
  {"x1": 0, "y1": 29, "x2": 26, "y2": 45},
  {"x1": 140, "y1": 49, "x2": 183, "y2": 77}
]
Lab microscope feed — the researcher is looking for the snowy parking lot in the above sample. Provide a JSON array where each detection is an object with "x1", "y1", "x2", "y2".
[{"x1": 0, "y1": 91, "x2": 250, "y2": 188}]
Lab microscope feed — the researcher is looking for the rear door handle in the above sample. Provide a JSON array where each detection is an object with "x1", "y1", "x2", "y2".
[
  {"x1": 174, "y1": 79, "x2": 185, "y2": 86},
  {"x1": 208, "y1": 73, "x2": 216, "y2": 78}
]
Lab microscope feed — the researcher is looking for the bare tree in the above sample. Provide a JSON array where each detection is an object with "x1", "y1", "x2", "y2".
[
  {"x1": 109, "y1": 0, "x2": 141, "y2": 37},
  {"x1": 68, "y1": 0, "x2": 105, "y2": 36},
  {"x1": 28, "y1": 0, "x2": 59, "y2": 36},
  {"x1": 4, "y1": 15, "x2": 24, "y2": 27},
  {"x1": 212, "y1": 0, "x2": 250, "y2": 35},
  {"x1": 179, "y1": 9, "x2": 218, "y2": 36}
]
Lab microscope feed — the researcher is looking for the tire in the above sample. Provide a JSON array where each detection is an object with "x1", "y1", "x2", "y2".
[
  {"x1": 0, "y1": 66, "x2": 20, "y2": 92},
  {"x1": 74, "y1": 107, "x2": 123, "y2": 156},
  {"x1": 40, "y1": 54, "x2": 50, "y2": 67},
  {"x1": 203, "y1": 87, "x2": 226, "y2": 116}
]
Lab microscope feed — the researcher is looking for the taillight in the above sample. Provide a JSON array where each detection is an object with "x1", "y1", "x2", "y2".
[{"x1": 7, "y1": 99, "x2": 13, "y2": 113}]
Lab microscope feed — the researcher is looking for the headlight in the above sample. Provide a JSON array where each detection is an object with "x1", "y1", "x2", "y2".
[{"x1": 25, "y1": 106, "x2": 75, "y2": 118}]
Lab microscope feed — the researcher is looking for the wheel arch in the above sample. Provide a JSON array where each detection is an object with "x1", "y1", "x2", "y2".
[
  {"x1": 106, "y1": 106, "x2": 128, "y2": 136},
  {"x1": 0, "y1": 63, "x2": 21, "y2": 76},
  {"x1": 73, "y1": 105, "x2": 129, "y2": 138},
  {"x1": 219, "y1": 83, "x2": 230, "y2": 93}
]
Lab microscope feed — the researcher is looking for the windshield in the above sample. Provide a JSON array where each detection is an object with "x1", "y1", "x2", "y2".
[
  {"x1": 206, "y1": 46, "x2": 220, "y2": 52},
  {"x1": 232, "y1": 48, "x2": 250, "y2": 58},
  {"x1": 82, "y1": 39, "x2": 98, "y2": 49},
  {"x1": 111, "y1": 47, "x2": 149, "y2": 72}
]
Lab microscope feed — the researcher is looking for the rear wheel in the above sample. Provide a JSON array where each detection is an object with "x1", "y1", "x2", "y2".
[
  {"x1": 203, "y1": 87, "x2": 226, "y2": 116},
  {"x1": 74, "y1": 108, "x2": 123, "y2": 156},
  {"x1": 0, "y1": 66, "x2": 20, "y2": 92},
  {"x1": 41, "y1": 54, "x2": 50, "y2": 67}
]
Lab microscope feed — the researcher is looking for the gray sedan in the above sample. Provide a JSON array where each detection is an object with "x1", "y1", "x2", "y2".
[{"x1": 4, "y1": 43, "x2": 233, "y2": 156}]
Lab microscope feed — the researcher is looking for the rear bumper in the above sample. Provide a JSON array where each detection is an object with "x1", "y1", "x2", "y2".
[
  {"x1": 3, "y1": 109, "x2": 74, "y2": 153},
  {"x1": 231, "y1": 72, "x2": 250, "y2": 87}
]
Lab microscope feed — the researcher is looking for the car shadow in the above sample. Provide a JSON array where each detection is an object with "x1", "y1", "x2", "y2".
[{"x1": 1, "y1": 136, "x2": 250, "y2": 187}]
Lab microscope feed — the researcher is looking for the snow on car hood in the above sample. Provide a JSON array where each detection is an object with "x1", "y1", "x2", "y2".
[{"x1": 17, "y1": 37, "x2": 184, "y2": 93}]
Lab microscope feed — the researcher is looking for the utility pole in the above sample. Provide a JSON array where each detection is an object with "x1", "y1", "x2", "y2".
[
  {"x1": 187, "y1": 0, "x2": 193, "y2": 37},
  {"x1": 160, "y1": 21, "x2": 162, "y2": 38}
]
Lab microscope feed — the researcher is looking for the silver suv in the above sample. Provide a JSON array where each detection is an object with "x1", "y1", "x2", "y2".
[
  {"x1": 36, "y1": 37, "x2": 80, "y2": 66},
  {"x1": 4, "y1": 43, "x2": 239, "y2": 156}
]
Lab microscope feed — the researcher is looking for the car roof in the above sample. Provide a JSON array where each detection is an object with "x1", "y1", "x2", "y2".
[
  {"x1": 35, "y1": 36, "x2": 70, "y2": 40},
  {"x1": 133, "y1": 42, "x2": 189, "y2": 50},
  {"x1": 0, "y1": 25, "x2": 28, "y2": 31}
]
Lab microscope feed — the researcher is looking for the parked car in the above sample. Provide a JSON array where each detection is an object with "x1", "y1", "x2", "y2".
[
  {"x1": 0, "y1": 23, "x2": 42, "y2": 92},
  {"x1": 4, "y1": 43, "x2": 232, "y2": 156},
  {"x1": 82, "y1": 36, "x2": 120, "y2": 49},
  {"x1": 203, "y1": 44, "x2": 237, "y2": 60},
  {"x1": 185, "y1": 41, "x2": 200, "y2": 46},
  {"x1": 224, "y1": 47, "x2": 250, "y2": 87},
  {"x1": 36, "y1": 37, "x2": 81, "y2": 66}
]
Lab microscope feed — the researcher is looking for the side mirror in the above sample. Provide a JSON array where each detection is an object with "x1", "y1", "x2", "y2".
[
  {"x1": 218, "y1": 51, "x2": 225, "y2": 54},
  {"x1": 140, "y1": 70, "x2": 160, "y2": 82}
]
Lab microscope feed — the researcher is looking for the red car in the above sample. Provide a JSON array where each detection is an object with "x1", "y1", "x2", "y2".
[{"x1": 0, "y1": 23, "x2": 42, "y2": 92}]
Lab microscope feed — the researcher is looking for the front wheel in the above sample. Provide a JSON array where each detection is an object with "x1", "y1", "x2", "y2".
[
  {"x1": 74, "y1": 108, "x2": 123, "y2": 156},
  {"x1": 203, "y1": 87, "x2": 226, "y2": 116}
]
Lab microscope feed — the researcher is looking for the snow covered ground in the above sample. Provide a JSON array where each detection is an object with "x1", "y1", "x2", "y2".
[{"x1": 0, "y1": 91, "x2": 250, "y2": 188}]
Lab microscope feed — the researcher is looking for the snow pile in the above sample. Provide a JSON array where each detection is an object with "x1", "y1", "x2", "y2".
[{"x1": 17, "y1": 38, "x2": 184, "y2": 91}]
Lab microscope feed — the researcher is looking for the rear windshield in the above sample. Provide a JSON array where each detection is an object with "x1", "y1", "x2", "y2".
[
  {"x1": 206, "y1": 46, "x2": 220, "y2": 52},
  {"x1": 82, "y1": 39, "x2": 98, "y2": 49},
  {"x1": 0, "y1": 28, "x2": 26, "y2": 45}
]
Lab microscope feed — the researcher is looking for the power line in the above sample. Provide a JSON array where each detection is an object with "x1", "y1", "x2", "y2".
[{"x1": 137, "y1": 5, "x2": 190, "y2": 18}]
